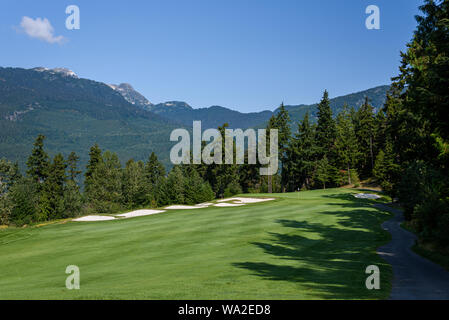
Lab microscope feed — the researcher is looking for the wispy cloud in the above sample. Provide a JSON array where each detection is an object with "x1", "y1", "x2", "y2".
[{"x1": 19, "y1": 16, "x2": 65, "y2": 44}]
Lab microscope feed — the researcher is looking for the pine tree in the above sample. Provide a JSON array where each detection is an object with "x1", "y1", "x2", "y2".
[
  {"x1": 286, "y1": 112, "x2": 318, "y2": 190},
  {"x1": 354, "y1": 97, "x2": 376, "y2": 177},
  {"x1": 85, "y1": 144, "x2": 103, "y2": 193},
  {"x1": 315, "y1": 156, "x2": 330, "y2": 189},
  {"x1": 123, "y1": 159, "x2": 147, "y2": 208},
  {"x1": 26, "y1": 134, "x2": 50, "y2": 186},
  {"x1": 88, "y1": 151, "x2": 122, "y2": 212},
  {"x1": 44, "y1": 153, "x2": 67, "y2": 219},
  {"x1": 166, "y1": 166, "x2": 185, "y2": 204},
  {"x1": 315, "y1": 91, "x2": 338, "y2": 187},
  {"x1": 67, "y1": 152, "x2": 81, "y2": 182},
  {"x1": 145, "y1": 152, "x2": 166, "y2": 185},
  {"x1": 316, "y1": 90, "x2": 337, "y2": 158},
  {"x1": 274, "y1": 103, "x2": 291, "y2": 192},
  {"x1": 335, "y1": 105, "x2": 360, "y2": 185}
]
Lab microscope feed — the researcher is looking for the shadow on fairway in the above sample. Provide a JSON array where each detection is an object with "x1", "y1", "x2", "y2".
[{"x1": 233, "y1": 193, "x2": 391, "y2": 299}]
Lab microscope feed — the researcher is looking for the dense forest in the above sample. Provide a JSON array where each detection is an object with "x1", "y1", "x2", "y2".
[{"x1": 0, "y1": 1, "x2": 447, "y2": 255}]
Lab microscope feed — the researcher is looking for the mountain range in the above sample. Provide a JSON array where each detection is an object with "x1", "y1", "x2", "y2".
[
  {"x1": 0, "y1": 66, "x2": 389, "y2": 170},
  {"x1": 114, "y1": 82, "x2": 389, "y2": 128}
]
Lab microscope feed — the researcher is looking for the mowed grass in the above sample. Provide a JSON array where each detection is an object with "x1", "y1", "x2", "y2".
[{"x1": 0, "y1": 189, "x2": 393, "y2": 299}]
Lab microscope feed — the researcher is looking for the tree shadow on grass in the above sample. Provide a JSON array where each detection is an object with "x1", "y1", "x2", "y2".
[{"x1": 233, "y1": 193, "x2": 392, "y2": 299}]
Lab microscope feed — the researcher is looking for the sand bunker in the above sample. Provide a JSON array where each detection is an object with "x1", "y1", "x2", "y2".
[
  {"x1": 353, "y1": 193, "x2": 381, "y2": 199},
  {"x1": 116, "y1": 209, "x2": 165, "y2": 218},
  {"x1": 213, "y1": 203, "x2": 245, "y2": 207},
  {"x1": 217, "y1": 197, "x2": 275, "y2": 204},
  {"x1": 73, "y1": 215, "x2": 116, "y2": 222},
  {"x1": 73, "y1": 197, "x2": 275, "y2": 221},
  {"x1": 196, "y1": 202, "x2": 214, "y2": 207},
  {"x1": 165, "y1": 205, "x2": 202, "y2": 210},
  {"x1": 165, "y1": 203, "x2": 215, "y2": 210}
]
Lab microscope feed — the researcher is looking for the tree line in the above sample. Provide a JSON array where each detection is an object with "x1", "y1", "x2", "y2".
[{"x1": 0, "y1": 137, "x2": 217, "y2": 226}]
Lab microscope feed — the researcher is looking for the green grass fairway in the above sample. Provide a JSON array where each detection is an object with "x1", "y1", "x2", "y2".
[{"x1": 0, "y1": 189, "x2": 393, "y2": 299}]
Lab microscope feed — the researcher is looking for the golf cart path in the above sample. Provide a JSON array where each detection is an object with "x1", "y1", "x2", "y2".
[{"x1": 375, "y1": 204, "x2": 449, "y2": 300}]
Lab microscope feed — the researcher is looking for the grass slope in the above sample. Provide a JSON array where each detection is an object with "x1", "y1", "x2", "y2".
[{"x1": 0, "y1": 189, "x2": 392, "y2": 299}]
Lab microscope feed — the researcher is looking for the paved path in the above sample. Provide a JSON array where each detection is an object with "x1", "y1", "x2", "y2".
[{"x1": 376, "y1": 204, "x2": 449, "y2": 300}]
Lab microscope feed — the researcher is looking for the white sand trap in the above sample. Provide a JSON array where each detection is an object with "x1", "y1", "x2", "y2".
[
  {"x1": 165, "y1": 203, "x2": 215, "y2": 209},
  {"x1": 165, "y1": 205, "x2": 201, "y2": 210},
  {"x1": 213, "y1": 203, "x2": 245, "y2": 207},
  {"x1": 73, "y1": 215, "x2": 116, "y2": 222},
  {"x1": 116, "y1": 209, "x2": 165, "y2": 218},
  {"x1": 354, "y1": 193, "x2": 381, "y2": 199},
  {"x1": 217, "y1": 197, "x2": 275, "y2": 204},
  {"x1": 196, "y1": 202, "x2": 213, "y2": 207}
]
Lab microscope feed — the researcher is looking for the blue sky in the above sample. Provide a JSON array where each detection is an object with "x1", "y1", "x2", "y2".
[{"x1": 0, "y1": 0, "x2": 422, "y2": 112}]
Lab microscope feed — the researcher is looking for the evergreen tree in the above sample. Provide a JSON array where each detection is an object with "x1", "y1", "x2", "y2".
[
  {"x1": 88, "y1": 151, "x2": 122, "y2": 212},
  {"x1": 274, "y1": 103, "x2": 291, "y2": 192},
  {"x1": 44, "y1": 153, "x2": 67, "y2": 219},
  {"x1": 354, "y1": 97, "x2": 376, "y2": 177},
  {"x1": 315, "y1": 90, "x2": 337, "y2": 158},
  {"x1": 9, "y1": 177, "x2": 39, "y2": 226},
  {"x1": 67, "y1": 152, "x2": 81, "y2": 182},
  {"x1": 335, "y1": 105, "x2": 360, "y2": 185},
  {"x1": 315, "y1": 90, "x2": 338, "y2": 187},
  {"x1": 373, "y1": 140, "x2": 400, "y2": 195},
  {"x1": 382, "y1": 0, "x2": 449, "y2": 246},
  {"x1": 26, "y1": 134, "x2": 50, "y2": 186},
  {"x1": 166, "y1": 166, "x2": 185, "y2": 204},
  {"x1": 286, "y1": 112, "x2": 318, "y2": 190},
  {"x1": 85, "y1": 144, "x2": 103, "y2": 193},
  {"x1": 238, "y1": 149, "x2": 260, "y2": 193},
  {"x1": 123, "y1": 159, "x2": 148, "y2": 208},
  {"x1": 145, "y1": 152, "x2": 166, "y2": 185},
  {"x1": 63, "y1": 180, "x2": 83, "y2": 218},
  {"x1": 315, "y1": 156, "x2": 331, "y2": 189}
]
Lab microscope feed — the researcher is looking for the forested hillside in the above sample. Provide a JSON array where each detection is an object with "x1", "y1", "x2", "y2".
[{"x1": 0, "y1": 67, "x2": 180, "y2": 169}]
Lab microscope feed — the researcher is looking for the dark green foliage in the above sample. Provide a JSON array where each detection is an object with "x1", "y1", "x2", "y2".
[
  {"x1": 87, "y1": 151, "x2": 123, "y2": 213},
  {"x1": 354, "y1": 98, "x2": 376, "y2": 178},
  {"x1": 85, "y1": 144, "x2": 103, "y2": 194},
  {"x1": 286, "y1": 113, "x2": 318, "y2": 190},
  {"x1": 9, "y1": 177, "x2": 38, "y2": 226},
  {"x1": 63, "y1": 180, "x2": 83, "y2": 218},
  {"x1": 315, "y1": 91, "x2": 337, "y2": 157},
  {"x1": 381, "y1": 0, "x2": 449, "y2": 249},
  {"x1": 238, "y1": 151, "x2": 260, "y2": 193},
  {"x1": 145, "y1": 152, "x2": 166, "y2": 185},
  {"x1": 268, "y1": 104, "x2": 291, "y2": 191},
  {"x1": 373, "y1": 141, "x2": 400, "y2": 195},
  {"x1": 67, "y1": 152, "x2": 81, "y2": 182},
  {"x1": 183, "y1": 168, "x2": 215, "y2": 204},
  {"x1": 224, "y1": 180, "x2": 243, "y2": 198},
  {"x1": 43, "y1": 153, "x2": 68, "y2": 219},
  {"x1": 122, "y1": 159, "x2": 148, "y2": 208},
  {"x1": 26, "y1": 135, "x2": 49, "y2": 185},
  {"x1": 335, "y1": 105, "x2": 360, "y2": 185},
  {"x1": 165, "y1": 166, "x2": 185, "y2": 204},
  {"x1": 315, "y1": 156, "x2": 331, "y2": 189}
]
